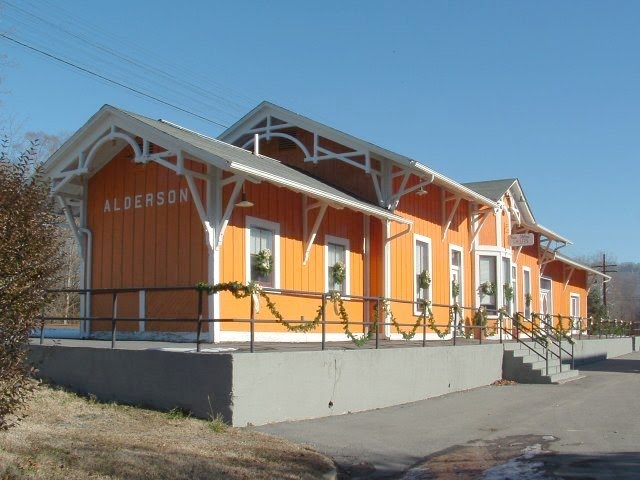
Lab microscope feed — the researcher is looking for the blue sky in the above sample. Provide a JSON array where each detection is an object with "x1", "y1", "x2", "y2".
[{"x1": 1, "y1": 1, "x2": 638, "y2": 262}]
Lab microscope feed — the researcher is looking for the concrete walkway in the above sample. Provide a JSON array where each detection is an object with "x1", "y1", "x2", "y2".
[
  {"x1": 30, "y1": 336, "x2": 502, "y2": 352},
  {"x1": 257, "y1": 351, "x2": 640, "y2": 479}
]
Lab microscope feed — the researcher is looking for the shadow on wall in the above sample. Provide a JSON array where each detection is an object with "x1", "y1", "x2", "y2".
[{"x1": 578, "y1": 357, "x2": 640, "y2": 374}]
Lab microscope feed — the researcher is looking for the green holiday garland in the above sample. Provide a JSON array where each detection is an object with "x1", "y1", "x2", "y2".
[
  {"x1": 550, "y1": 314, "x2": 575, "y2": 344},
  {"x1": 196, "y1": 281, "x2": 321, "y2": 333},
  {"x1": 387, "y1": 298, "x2": 428, "y2": 340},
  {"x1": 473, "y1": 306, "x2": 488, "y2": 334},
  {"x1": 426, "y1": 303, "x2": 462, "y2": 339},
  {"x1": 196, "y1": 281, "x2": 383, "y2": 345},
  {"x1": 331, "y1": 291, "x2": 377, "y2": 346},
  {"x1": 528, "y1": 313, "x2": 550, "y2": 347}
]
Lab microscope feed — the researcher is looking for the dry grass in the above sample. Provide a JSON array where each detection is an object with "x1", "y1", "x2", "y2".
[{"x1": 0, "y1": 386, "x2": 335, "y2": 479}]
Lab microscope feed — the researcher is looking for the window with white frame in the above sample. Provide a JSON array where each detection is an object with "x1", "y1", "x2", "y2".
[
  {"x1": 502, "y1": 257, "x2": 511, "y2": 310},
  {"x1": 414, "y1": 235, "x2": 432, "y2": 313},
  {"x1": 479, "y1": 255, "x2": 497, "y2": 311},
  {"x1": 570, "y1": 294, "x2": 580, "y2": 319},
  {"x1": 325, "y1": 236, "x2": 349, "y2": 294},
  {"x1": 450, "y1": 247, "x2": 463, "y2": 306},
  {"x1": 523, "y1": 267, "x2": 532, "y2": 319},
  {"x1": 246, "y1": 217, "x2": 280, "y2": 288}
]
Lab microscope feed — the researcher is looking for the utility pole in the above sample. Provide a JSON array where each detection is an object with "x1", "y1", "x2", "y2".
[{"x1": 592, "y1": 253, "x2": 617, "y2": 308}]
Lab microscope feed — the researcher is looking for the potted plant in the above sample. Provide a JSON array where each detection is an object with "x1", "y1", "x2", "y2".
[{"x1": 473, "y1": 306, "x2": 488, "y2": 339}]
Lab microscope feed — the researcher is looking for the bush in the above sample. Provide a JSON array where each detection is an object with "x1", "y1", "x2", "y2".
[{"x1": 0, "y1": 138, "x2": 62, "y2": 429}]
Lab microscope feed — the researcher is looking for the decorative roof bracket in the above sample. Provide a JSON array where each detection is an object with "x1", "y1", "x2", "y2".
[
  {"x1": 441, "y1": 192, "x2": 462, "y2": 241},
  {"x1": 183, "y1": 173, "x2": 215, "y2": 252},
  {"x1": 508, "y1": 196, "x2": 522, "y2": 226},
  {"x1": 302, "y1": 197, "x2": 329, "y2": 265},
  {"x1": 388, "y1": 171, "x2": 434, "y2": 210},
  {"x1": 56, "y1": 195, "x2": 83, "y2": 254},
  {"x1": 563, "y1": 265, "x2": 575, "y2": 291},
  {"x1": 538, "y1": 235, "x2": 566, "y2": 274},
  {"x1": 469, "y1": 206, "x2": 492, "y2": 252},
  {"x1": 241, "y1": 116, "x2": 374, "y2": 174},
  {"x1": 215, "y1": 179, "x2": 244, "y2": 251}
]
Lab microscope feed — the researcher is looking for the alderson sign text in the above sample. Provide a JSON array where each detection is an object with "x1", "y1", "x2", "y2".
[{"x1": 103, "y1": 188, "x2": 189, "y2": 213}]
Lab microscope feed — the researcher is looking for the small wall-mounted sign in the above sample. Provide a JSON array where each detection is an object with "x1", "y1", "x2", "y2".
[{"x1": 508, "y1": 233, "x2": 534, "y2": 247}]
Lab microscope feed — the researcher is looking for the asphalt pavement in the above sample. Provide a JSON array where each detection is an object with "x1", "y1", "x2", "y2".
[{"x1": 257, "y1": 350, "x2": 640, "y2": 479}]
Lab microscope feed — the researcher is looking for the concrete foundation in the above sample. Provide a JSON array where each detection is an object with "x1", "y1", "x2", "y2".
[{"x1": 28, "y1": 337, "x2": 639, "y2": 427}]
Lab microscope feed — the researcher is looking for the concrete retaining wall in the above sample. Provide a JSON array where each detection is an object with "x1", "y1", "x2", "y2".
[
  {"x1": 28, "y1": 338, "x2": 639, "y2": 427},
  {"x1": 29, "y1": 346, "x2": 234, "y2": 421},
  {"x1": 231, "y1": 344, "x2": 503, "y2": 426},
  {"x1": 30, "y1": 343, "x2": 503, "y2": 427},
  {"x1": 568, "y1": 337, "x2": 639, "y2": 366}
]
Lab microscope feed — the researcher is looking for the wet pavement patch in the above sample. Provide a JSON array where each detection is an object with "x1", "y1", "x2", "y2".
[{"x1": 401, "y1": 434, "x2": 557, "y2": 479}]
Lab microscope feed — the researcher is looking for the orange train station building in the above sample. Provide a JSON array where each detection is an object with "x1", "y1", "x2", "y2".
[{"x1": 44, "y1": 102, "x2": 609, "y2": 341}]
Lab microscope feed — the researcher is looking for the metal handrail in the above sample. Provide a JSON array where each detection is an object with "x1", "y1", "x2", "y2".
[
  {"x1": 500, "y1": 312, "x2": 548, "y2": 363},
  {"x1": 37, "y1": 286, "x2": 631, "y2": 354},
  {"x1": 500, "y1": 311, "x2": 577, "y2": 372},
  {"x1": 535, "y1": 314, "x2": 575, "y2": 370}
]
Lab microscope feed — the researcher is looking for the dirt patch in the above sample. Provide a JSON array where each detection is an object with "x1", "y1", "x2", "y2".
[
  {"x1": 491, "y1": 379, "x2": 518, "y2": 386},
  {"x1": 0, "y1": 386, "x2": 335, "y2": 480}
]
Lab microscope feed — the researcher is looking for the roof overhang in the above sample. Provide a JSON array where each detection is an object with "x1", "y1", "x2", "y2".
[
  {"x1": 528, "y1": 223, "x2": 573, "y2": 245},
  {"x1": 554, "y1": 253, "x2": 611, "y2": 280},
  {"x1": 410, "y1": 162, "x2": 498, "y2": 207}
]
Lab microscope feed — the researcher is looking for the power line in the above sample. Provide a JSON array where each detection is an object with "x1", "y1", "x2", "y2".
[
  {"x1": 25, "y1": 0, "x2": 258, "y2": 109},
  {"x1": 4, "y1": 0, "x2": 252, "y2": 118},
  {"x1": 0, "y1": 32, "x2": 230, "y2": 129}
]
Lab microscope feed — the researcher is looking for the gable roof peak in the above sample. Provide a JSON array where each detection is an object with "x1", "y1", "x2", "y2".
[
  {"x1": 462, "y1": 178, "x2": 518, "y2": 202},
  {"x1": 220, "y1": 101, "x2": 498, "y2": 208}
]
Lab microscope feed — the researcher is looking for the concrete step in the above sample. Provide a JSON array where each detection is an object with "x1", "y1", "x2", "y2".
[
  {"x1": 530, "y1": 359, "x2": 562, "y2": 374},
  {"x1": 508, "y1": 341, "x2": 573, "y2": 361},
  {"x1": 504, "y1": 341, "x2": 548, "y2": 354},
  {"x1": 502, "y1": 342, "x2": 579, "y2": 384},
  {"x1": 504, "y1": 348, "x2": 560, "y2": 365},
  {"x1": 548, "y1": 369, "x2": 581, "y2": 384}
]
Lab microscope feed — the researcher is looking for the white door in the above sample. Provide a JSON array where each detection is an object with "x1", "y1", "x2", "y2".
[
  {"x1": 539, "y1": 277, "x2": 552, "y2": 331},
  {"x1": 540, "y1": 289, "x2": 551, "y2": 332},
  {"x1": 450, "y1": 249, "x2": 463, "y2": 334}
]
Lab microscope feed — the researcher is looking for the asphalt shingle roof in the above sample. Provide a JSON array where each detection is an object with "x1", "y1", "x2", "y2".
[{"x1": 462, "y1": 178, "x2": 517, "y2": 202}]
